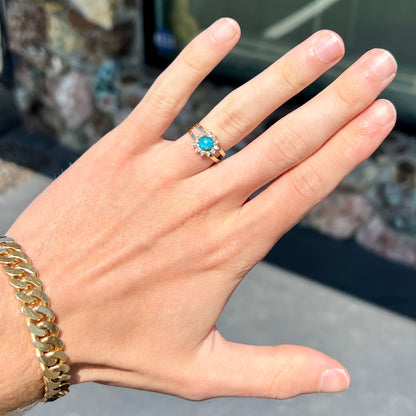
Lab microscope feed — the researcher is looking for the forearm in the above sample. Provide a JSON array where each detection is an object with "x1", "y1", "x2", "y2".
[{"x1": 0, "y1": 266, "x2": 43, "y2": 414}]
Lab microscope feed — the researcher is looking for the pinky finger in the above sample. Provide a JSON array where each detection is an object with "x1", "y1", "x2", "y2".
[{"x1": 243, "y1": 99, "x2": 396, "y2": 246}]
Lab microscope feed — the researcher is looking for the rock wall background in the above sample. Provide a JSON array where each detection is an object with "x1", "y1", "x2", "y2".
[
  {"x1": 7, "y1": 0, "x2": 143, "y2": 149},
  {"x1": 5, "y1": 0, "x2": 416, "y2": 270}
]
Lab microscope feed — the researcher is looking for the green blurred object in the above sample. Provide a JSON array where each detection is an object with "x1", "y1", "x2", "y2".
[{"x1": 144, "y1": 0, "x2": 416, "y2": 128}]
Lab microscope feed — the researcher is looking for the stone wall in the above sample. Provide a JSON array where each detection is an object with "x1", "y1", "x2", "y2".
[
  {"x1": 302, "y1": 130, "x2": 416, "y2": 269},
  {"x1": 6, "y1": 0, "x2": 144, "y2": 150}
]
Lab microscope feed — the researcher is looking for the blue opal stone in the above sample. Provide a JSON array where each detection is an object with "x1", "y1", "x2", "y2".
[{"x1": 199, "y1": 136, "x2": 214, "y2": 151}]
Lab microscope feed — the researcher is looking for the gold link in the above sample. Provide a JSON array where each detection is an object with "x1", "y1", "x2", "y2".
[
  {"x1": 9, "y1": 278, "x2": 30, "y2": 290},
  {"x1": 41, "y1": 336, "x2": 63, "y2": 349},
  {"x1": 28, "y1": 322, "x2": 47, "y2": 337},
  {"x1": 38, "y1": 321, "x2": 59, "y2": 334},
  {"x1": 34, "y1": 339, "x2": 52, "y2": 352},
  {"x1": 43, "y1": 368, "x2": 61, "y2": 380},
  {"x1": 51, "y1": 374, "x2": 71, "y2": 382},
  {"x1": 16, "y1": 262, "x2": 37, "y2": 275},
  {"x1": 50, "y1": 364, "x2": 70, "y2": 373},
  {"x1": 43, "y1": 396, "x2": 57, "y2": 403},
  {"x1": 21, "y1": 305, "x2": 42, "y2": 321},
  {"x1": 15, "y1": 291, "x2": 36, "y2": 304},
  {"x1": 0, "y1": 255, "x2": 13, "y2": 264},
  {"x1": 36, "y1": 305, "x2": 55, "y2": 320},
  {"x1": 43, "y1": 380, "x2": 62, "y2": 391},
  {"x1": 0, "y1": 242, "x2": 22, "y2": 250},
  {"x1": 2, "y1": 265, "x2": 24, "y2": 277},
  {"x1": 22, "y1": 274, "x2": 43, "y2": 289},
  {"x1": 46, "y1": 350, "x2": 67, "y2": 362},
  {"x1": 39, "y1": 354, "x2": 58, "y2": 367},
  {"x1": 29, "y1": 289, "x2": 49, "y2": 305},
  {"x1": 8, "y1": 251, "x2": 29, "y2": 262},
  {"x1": 0, "y1": 236, "x2": 14, "y2": 243}
]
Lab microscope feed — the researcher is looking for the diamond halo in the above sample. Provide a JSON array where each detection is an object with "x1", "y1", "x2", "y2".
[
  {"x1": 188, "y1": 123, "x2": 226, "y2": 163},
  {"x1": 193, "y1": 131, "x2": 221, "y2": 157}
]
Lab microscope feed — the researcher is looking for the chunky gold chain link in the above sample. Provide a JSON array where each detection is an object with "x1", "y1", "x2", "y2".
[{"x1": 0, "y1": 236, "x2": 70, "y2": 402}]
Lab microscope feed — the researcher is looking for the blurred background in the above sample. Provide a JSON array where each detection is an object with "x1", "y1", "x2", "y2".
[{"x1": 1, "y1": 1, "x2": 416, "y2": 415}]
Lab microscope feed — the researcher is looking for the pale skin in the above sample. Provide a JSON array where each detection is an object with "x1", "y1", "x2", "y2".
[{"x1": 0, "y1": 18, "x2": 397, "y2": 414}]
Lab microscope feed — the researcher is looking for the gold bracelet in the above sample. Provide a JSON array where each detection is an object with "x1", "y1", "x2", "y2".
[{"x1": 0, "y1": 236, "x2": 70, "y2": 402}]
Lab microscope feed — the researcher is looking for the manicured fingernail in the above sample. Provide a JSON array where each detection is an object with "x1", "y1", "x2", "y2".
[
  {"x1": 320, "y1": 369, "x2": 350, "y2": 393},
  {"x1": 370, "y1": 50, "x2": 397, "y2": 79},
  {"x1": 367, "y1": 100, "x2": 396, "y2": 125},
  {"x1": 314, "y1": 33, "x2": 343, "y2": 63},
  {"x1": 211, "y1": 18, "x2": 240, "y2": 42}
]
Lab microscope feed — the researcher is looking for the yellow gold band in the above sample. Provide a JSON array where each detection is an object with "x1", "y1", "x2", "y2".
[{"x1": 0, "y1": 236, "x2": 70, "y2": 403}]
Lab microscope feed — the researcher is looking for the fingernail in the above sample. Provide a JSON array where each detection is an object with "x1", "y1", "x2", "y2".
[
  {"x1": 367, "y1": 100, "x2": 396, "y2": 125},
  {"x1": 370, "y1": 50, "x2": 397, "y2": 79},
  {"x1": 314, "y1": 33, "x2": 343, "y2": 63},
  {"x1": 211, "y1": 18, "x2": 240, "y2": 42},
  {"x1": 320, "y1": 369, "x2": 350, "y2": 393}
]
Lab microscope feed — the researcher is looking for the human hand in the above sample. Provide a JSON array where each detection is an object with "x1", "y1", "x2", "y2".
[{"x1": 5, "y1": 18, "x2": 397, "y2": 405}]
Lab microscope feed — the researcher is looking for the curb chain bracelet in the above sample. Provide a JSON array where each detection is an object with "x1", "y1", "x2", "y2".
[{"x1": 0, "y1": 236, "x2": 70, "y2": 402}]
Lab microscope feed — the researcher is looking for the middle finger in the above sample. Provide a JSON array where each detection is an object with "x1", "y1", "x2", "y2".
[{"x1": 214, "y1": 47, "x2": 397, "y2": 202}]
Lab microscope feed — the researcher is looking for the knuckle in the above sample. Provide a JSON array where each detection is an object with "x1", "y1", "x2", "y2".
[
  {"x1": 290, "y1": 164, "x2": 325, "y2": 202},
  {"x1": 335, "y1": 130, "x2": 358, "y2": 163},
  {"x1": 146, "y1": 88, "x2": 181, "y2": 117},
  {"x1": 215, "y1": 103, "x2": 252, "y2": 141},
  {"x1": 334, "y1": 77, "x2": 365, "y2": 111},
  {"x1": 278, "y1": 61, "x2": 305, "y2": 91},
  {"x1": 270, "y1": 126, "x2": 308, "y2": 166},
  {"x1": 334, "y1": 80, "x2": 360, "y2": 111},
  {"x1": 336, "y1": 119, "x2": 372, "y2": 162},
  {"x1": 181, "y1": 43, "x2": 207, "y2": 74}
]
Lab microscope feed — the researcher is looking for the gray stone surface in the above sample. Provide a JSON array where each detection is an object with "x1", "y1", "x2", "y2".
[
  {"x1": 0, "y1": 173, "x2": 52, "y2": 232},
  {"x1": 1, "y1": 173, "x2": 416, "y2": 416}
]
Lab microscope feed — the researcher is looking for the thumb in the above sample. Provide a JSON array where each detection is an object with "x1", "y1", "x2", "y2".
[{"x1": 195, "y1": 330, "x2": 350, "y2": 400}]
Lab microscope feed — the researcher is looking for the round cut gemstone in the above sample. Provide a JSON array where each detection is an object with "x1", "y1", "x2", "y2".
[{"x1": 198, "y1": 136, "x2": 214, "y2": 151}]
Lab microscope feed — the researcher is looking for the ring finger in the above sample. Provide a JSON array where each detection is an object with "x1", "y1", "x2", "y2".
[{"x1": 169, "y1": 30, "x2": 345, "y2": 177}]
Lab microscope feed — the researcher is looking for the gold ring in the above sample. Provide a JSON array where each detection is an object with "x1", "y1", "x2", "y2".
[{"x1": 188, "y1": 123, "x2": 226, "y2": 163}]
